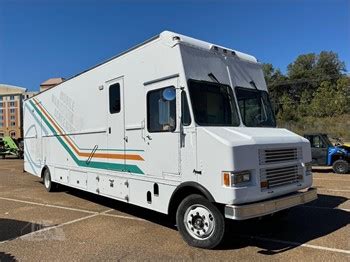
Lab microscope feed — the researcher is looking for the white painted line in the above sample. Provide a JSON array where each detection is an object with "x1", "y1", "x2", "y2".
[
  {"x1": 0, "y1": 196, "x2": 97, "y2": 214},
  {"x1": 101, "y1": 212, "x2": 146, "y2": 222},
  {"x1": 0, "y1": 208, "x2": 117, "y2": 245},
  {"x1": 20, "y1": 212, "x2": 99, "y2": 240},
  {"x1": 300, "y1": 205, "x2": 350, "y2": 212},
  {"x1": 238, "y1": 234, "x2": 350, "y2": 255},
  {"x1": 317, "y1": 189, "x2": 350, "y2": 193},
  {"x1": 0, "y1": 213, "x2": 99, "y2": 245},
  {"x1": 0, "y1": 167, "x2": 17, "y2": 171},
  {"x1": 314, "y1": 178, "x2": 350, "y2": 182},
  {"x1": 0, "y1": 196, "x2": 146, "y2": 222}
]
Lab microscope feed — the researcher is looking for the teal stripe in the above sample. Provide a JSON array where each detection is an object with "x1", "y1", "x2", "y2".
[{"x1": 29, "y1": 100, "x2": 144, "y2": 174}]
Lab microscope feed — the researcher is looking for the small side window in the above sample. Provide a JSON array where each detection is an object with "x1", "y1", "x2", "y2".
[
  {"x1": 109, "y1": 83, "x2": 120, "y2": 114},
  {"x1": 181, "y1": 91, "x2": 191, "y2": 126},
  {"x1": 313, "y1": 136, "x2": 325, "y2": 148},
  {"x1": 147, "y1": 87, "x2": 176, "y2": 132}
]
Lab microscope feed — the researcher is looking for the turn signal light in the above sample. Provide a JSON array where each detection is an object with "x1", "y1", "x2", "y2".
[
  {"x1": 223, "y1": 172, "x2": 230, "y2": 187},
  {"x1": 260, "y1": 181, "x2": 268, "y2": 188}
]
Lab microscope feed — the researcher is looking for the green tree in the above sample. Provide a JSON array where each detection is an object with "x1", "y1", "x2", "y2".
[
  {"x1": 276, "y1": 94, "x2": 298, "y2": 121},
  {"x1": 262, "y1": 51, "x2": 348, "y2": 122}
]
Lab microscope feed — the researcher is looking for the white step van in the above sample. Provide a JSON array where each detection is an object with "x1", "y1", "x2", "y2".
[{"x1": 23, "y1": 31, "x2": 317, "y2": 249}]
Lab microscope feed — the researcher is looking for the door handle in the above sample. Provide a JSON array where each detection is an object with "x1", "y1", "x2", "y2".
[{"x1": 146, "y1": 135, "x2": 152, "y2": 140}]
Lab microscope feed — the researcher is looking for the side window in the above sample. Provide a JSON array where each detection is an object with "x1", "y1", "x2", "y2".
[
  {"x1": 181, "y1": 91, "x2": 191, "y2": 126},
  {"x1": 147, "y1": 87, "x2": 176, "y2": 132},
  {"x1": 313, "y1": 136, "x2": 325, "y2": 148},
  {"x1": 109, "y1": 83, "x2": 120, "y2": 114}
]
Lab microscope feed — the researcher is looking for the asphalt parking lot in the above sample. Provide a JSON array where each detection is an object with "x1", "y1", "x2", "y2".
[{"x1": 0, "y1": 159, "x2": 349, "y2": 261}]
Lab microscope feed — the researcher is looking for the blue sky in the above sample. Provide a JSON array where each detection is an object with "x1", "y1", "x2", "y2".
[{"x1": 1, "y1": 0, "x2": 349, "y2": 91}]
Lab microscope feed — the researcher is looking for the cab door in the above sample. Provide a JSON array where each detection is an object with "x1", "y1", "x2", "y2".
[
  {"x1": 309, "y1": 135, "x2": 328, "y2": 166},
  {"x1": 142, "y1": 78, "x2": 180, "y2": 176}
]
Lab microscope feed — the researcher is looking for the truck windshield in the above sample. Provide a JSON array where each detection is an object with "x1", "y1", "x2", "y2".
[
  {"x1": 235, "y1": 87, "x2": 276, "y2": 127},
  {"x1": 188, "y1": 80, "x2": 240, "y2": 126}
]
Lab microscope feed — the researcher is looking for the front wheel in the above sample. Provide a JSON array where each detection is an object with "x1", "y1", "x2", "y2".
[
  {"x1": 176, "y1": 194, "x2": 225, "y2": 249},
  {"x1": 332, "y1": 160, "x2": 349, "y2": 174}
]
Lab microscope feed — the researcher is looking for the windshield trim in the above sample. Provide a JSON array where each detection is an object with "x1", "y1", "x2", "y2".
[
  {"x1": 187, "y1": 79, "x2": 241, "y2": 127},
  {"x1": 235, "y1": 86, "x2": 276, "y2": 128}
]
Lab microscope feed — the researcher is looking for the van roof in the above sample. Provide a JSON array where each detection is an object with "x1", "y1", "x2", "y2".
[
  {"x1": 160, "y1": 31, "x2": 258, "y2": 63},
  {"x1": 27, "y1": 31, "x2": 258, "y2": 100}
]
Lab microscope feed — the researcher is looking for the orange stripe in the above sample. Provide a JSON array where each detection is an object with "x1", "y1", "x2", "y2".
[{"x1": 33, "y1": 98, "x2": 144, "y2": 161}]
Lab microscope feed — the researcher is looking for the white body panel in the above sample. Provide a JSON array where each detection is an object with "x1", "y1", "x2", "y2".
[{"x1": 24, "y1": 31, "x2": 313, "y2": 216}]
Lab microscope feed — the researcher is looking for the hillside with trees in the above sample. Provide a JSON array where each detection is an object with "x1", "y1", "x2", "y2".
[{"x1": 263, "y1": 51, "x2": 350, "y2": 140}]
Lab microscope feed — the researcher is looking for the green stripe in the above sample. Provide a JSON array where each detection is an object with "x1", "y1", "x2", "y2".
[{"x1": 29, "y1": 100, "x2": 144, "y2": 174}]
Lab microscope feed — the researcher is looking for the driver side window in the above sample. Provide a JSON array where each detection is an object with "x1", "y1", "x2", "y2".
[
  {"x1": 313, "y1": 136, "x2": 325, "y2": 148},
  {"x1": 147, "y1": 87, "x2": 176, "y2": 132}
]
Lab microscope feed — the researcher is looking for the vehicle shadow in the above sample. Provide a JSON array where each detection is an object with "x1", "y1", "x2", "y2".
[
  {"x1": 312, "y1": 167, "x2": 334, "y2": 173},
  {"x1": 0, "y1": 252, "x2": 17, "y2": 262},
  {"x1": 64, "y1": 188, "x2": 349, "y2": 253},
  {"x1": 64, "y1": 186, "x2": 175, "y2": 229},
  {"x1": 0, "y1": 218, "x2": 46, "y2": 242},
  {"x1": 220, "y1": 194, "x2": 349, "y2": 252}
]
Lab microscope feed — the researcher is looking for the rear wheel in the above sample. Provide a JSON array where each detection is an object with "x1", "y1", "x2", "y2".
[
  {"x1": 332, "y1": 160, "x2": 349, "y2": 174},
  {"x1": 43, "y1": 168, "x2": 57, "y2": 192},
  {"x1": 176, "y1": 194, "x2": 225, "y2": 249}
]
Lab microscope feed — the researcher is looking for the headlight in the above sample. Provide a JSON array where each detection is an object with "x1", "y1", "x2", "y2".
[
  {"x1": 222, "y1": 171, "x2": 251, "y2": 187},
  {"x1": 305, "y1": 162, "x2": 313, "y2": 176}
]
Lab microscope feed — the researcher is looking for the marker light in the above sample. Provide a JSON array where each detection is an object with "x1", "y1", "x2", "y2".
[
  {"x1": 223, "y1": 172, "x2": 230, "y2": 187},
  {"x1": 260, "y1": 181, "x2": 268, "y2": 188}
]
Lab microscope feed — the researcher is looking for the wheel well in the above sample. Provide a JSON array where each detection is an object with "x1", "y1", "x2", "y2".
[
  {"x1": 167, "y1": 183, "x2": 215, "y2": 221},
  {"x1": 331, "y1": 154, "x2": 345, "y2": 165},
  {"x1": 40, "y1": 165, "x2": 49, "y2": 178}
]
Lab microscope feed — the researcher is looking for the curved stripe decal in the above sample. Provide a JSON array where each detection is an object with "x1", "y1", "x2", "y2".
[
  {"x1": 33, "y1": 98, "x2": 144, "y2": 161},
  {"x1": 29, "y1": 99, "x2": 144, "y2": 174}
]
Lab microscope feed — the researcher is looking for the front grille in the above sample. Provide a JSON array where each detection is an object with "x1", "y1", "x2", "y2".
[
  {"x1": 260, "y1": 164, "x2": 302, "y2": 189},
  {"x1": 259, "y1": 147, "x2": 302, "y2": 165}
]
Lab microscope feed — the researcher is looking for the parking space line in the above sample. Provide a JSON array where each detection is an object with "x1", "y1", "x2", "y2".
[
  {"x1": 0, "y1": 208, "x2": 116, "y2": 245},
  {"x1": 317, "y1": 189, "x2": 350, "y2": 193},
  {"x1": 238, "y1": 234, "x2": 350, "y2": 255},
  {"x1": 0, "y1": 196, "x2": 97, "y2": 214},
  {"x1": 0, "y1": 213, "x2": 99, "y2": 245},
  {"x1": 0, "y1": 167, "x2": 17, "y2": 171},
  {"x1": 314, "y1": 178, "x2": 350, "y2": 182},
  {"x1": 101, "y1": 213, "x2": 146, "y2": 222}
]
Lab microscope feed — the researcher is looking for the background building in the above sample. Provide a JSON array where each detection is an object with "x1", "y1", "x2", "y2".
[
  {"x1": 0, "y1": 84, "x2": 37, "y2": 139},
  {"x1": 40, "y1": 77, "x2": 65, "y2": 92}
]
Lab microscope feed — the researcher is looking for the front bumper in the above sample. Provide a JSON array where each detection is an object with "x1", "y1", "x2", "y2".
[{"x1": 224, "y1": 188, "x2": 317, "y2": 220}]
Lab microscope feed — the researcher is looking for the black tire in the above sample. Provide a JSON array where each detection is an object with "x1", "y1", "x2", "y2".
[
  {"x1": 43, "y1": 168, "x2": 56, "y2": 192},
  {"x1": 332, "y1": 160, "x2": 349, "y2": 174},
  {"x1": 176, "y1": 194, "x2": 225, "y2": 249}
]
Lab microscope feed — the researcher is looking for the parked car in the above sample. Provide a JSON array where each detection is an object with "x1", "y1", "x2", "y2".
[{"x1": 304, "y1": 133, "x2": 350, "y2": 174}]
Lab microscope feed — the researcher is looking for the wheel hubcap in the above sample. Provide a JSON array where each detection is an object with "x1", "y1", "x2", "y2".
[
  {"x1": 338, "y1": 165, "x2": 345, "y2": 172},
  {"x1": 184, "y1": 204, "x2": 215, "y2": 240},
  {"x1": 44, "y1": 172, "x2": 50, "y2": 188}
]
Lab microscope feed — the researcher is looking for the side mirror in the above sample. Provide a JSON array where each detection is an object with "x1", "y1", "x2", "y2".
[
  {"x1": 162, "y1": 87, "x2": 176, "y2": 101},
  {"x1": 158, "y1": 87, "x2": 176, "y2": 130}
]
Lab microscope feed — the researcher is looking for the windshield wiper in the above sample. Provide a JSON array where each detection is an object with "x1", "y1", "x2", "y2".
[
  {"x1": 249, "y1": 80, "x2": 258, "y2": 90},
  {"x1": 208, "y1": 73, "x2": 220, "y2": 84}
]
